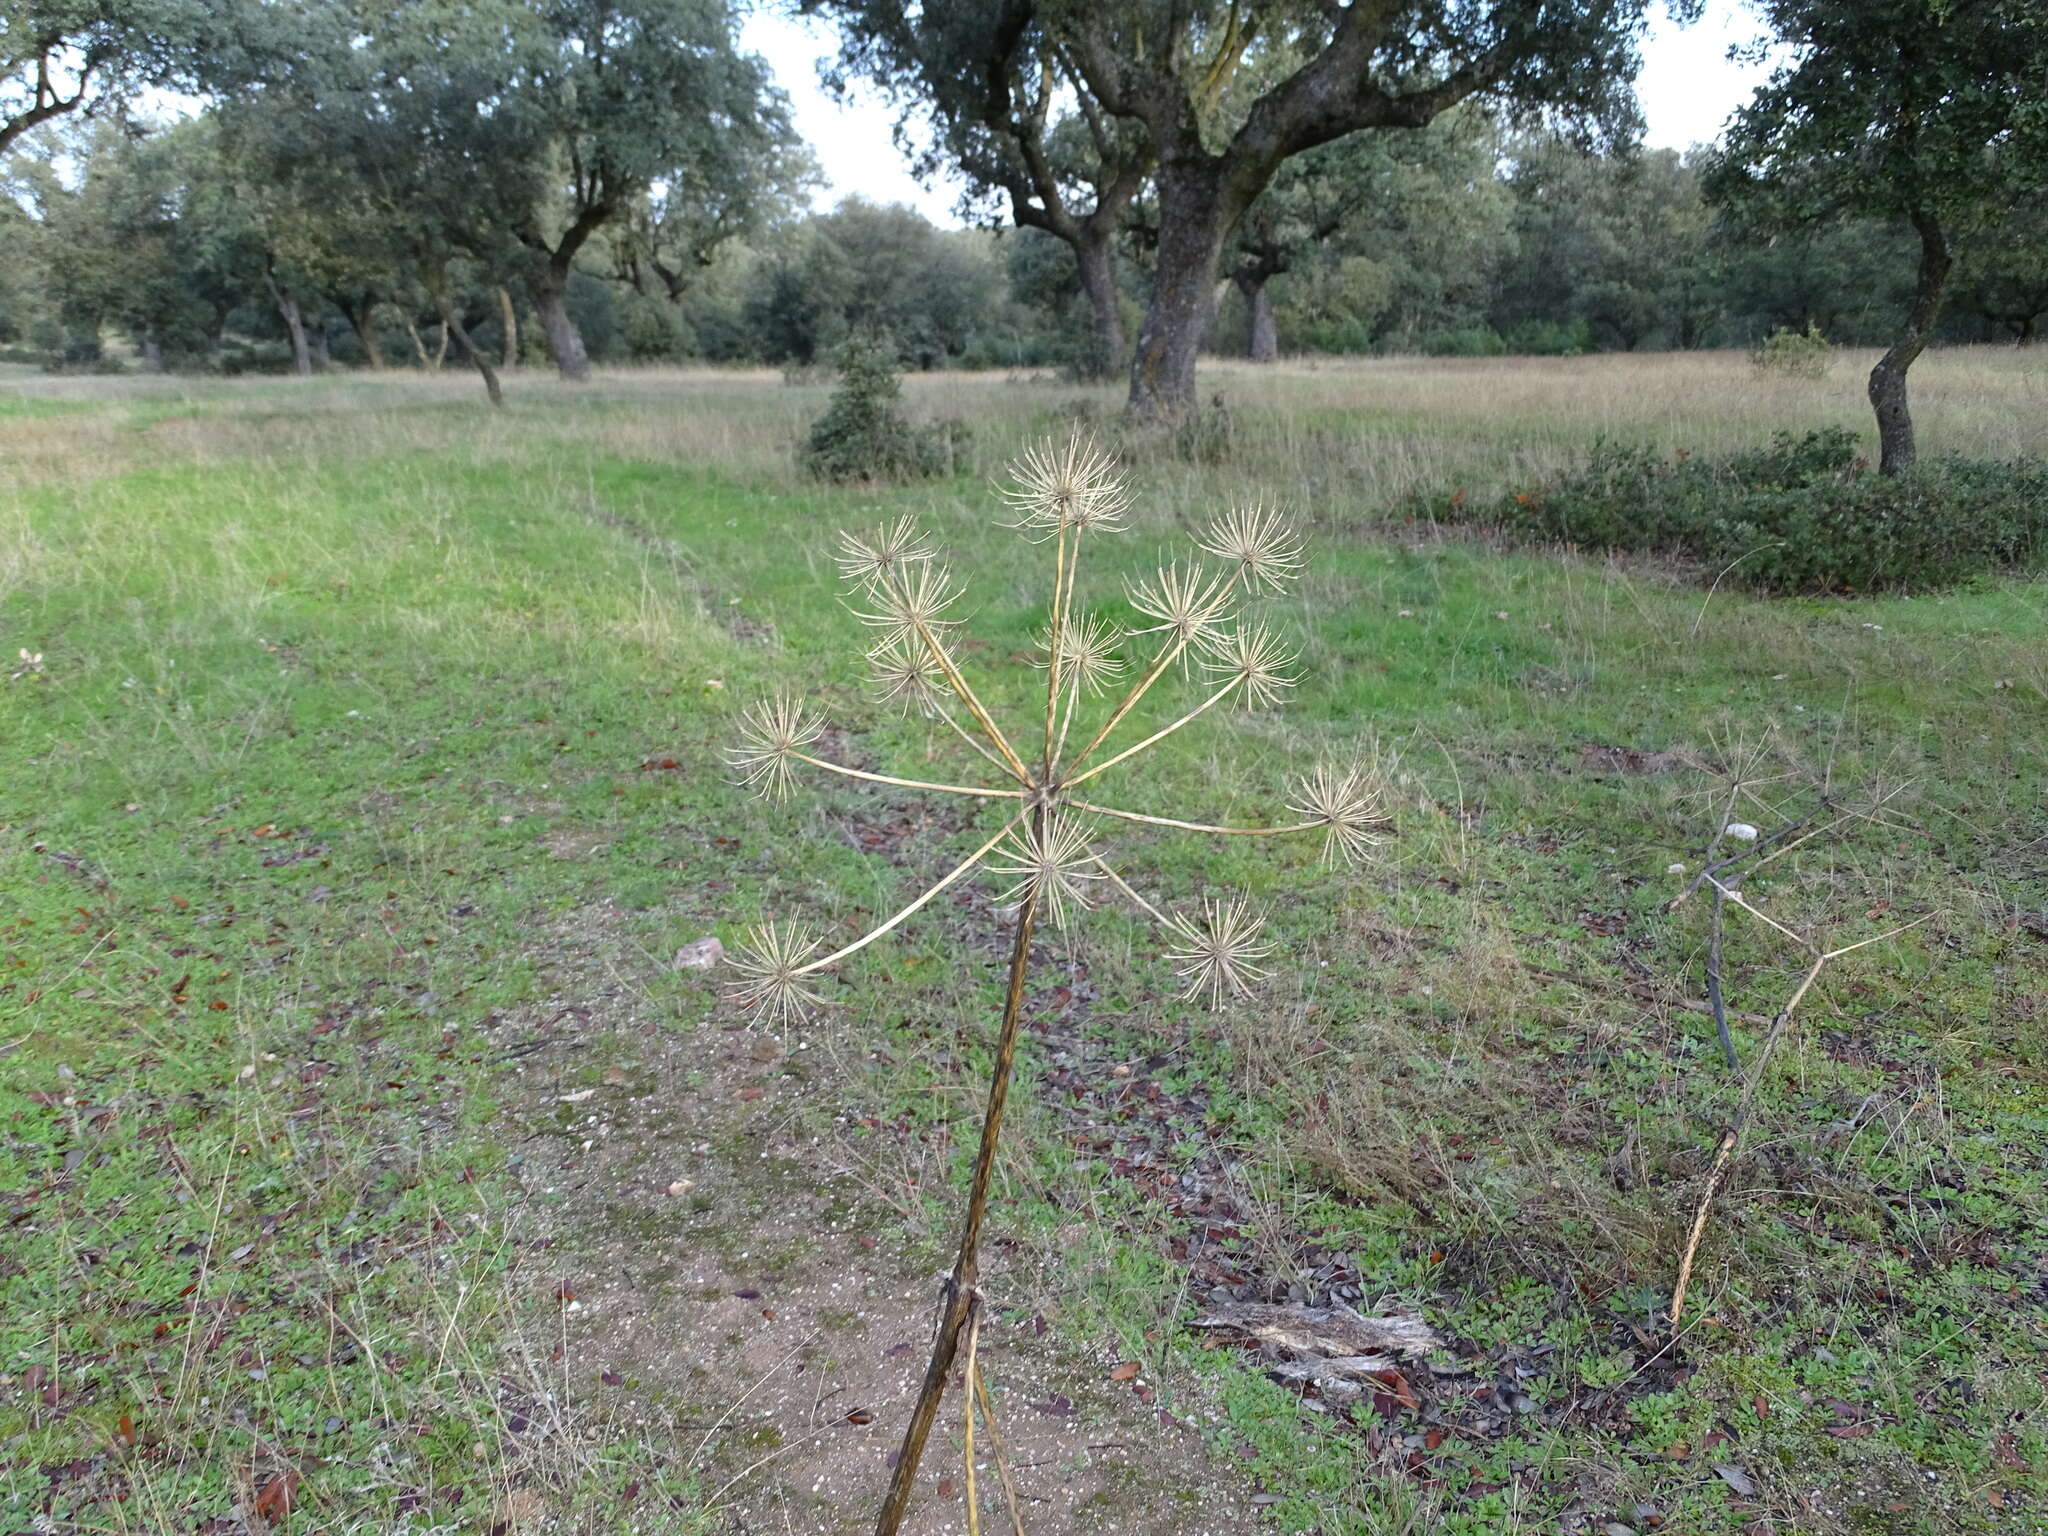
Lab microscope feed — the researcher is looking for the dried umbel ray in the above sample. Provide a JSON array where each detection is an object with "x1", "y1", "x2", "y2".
[{"x1": 724, "y1": 433, "x2": 1388, "y2": 1534}]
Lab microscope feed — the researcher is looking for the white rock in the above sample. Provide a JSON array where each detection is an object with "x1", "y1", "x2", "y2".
[
  {"x1": 672, "y1": 936, "x2": 725, "y2": 970},
  {"x1": 1724, "y1": 822, "x2": 1760, "y2": 842},
  {"x1": 1667, "y1": 862, "x2": 1687, "y2": 874}
]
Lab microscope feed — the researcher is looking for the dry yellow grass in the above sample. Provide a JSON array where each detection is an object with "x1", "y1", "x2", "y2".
[{"x1": 5, "y1": 345, "x2": 2041, "y2": 505}]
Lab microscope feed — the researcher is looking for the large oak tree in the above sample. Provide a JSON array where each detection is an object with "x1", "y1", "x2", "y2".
[
  {"x1": 814, "y1": 0, "x2": 1154, "y2": 378},
  {"x1": 1708, "y1": 0, "x2": 2048, "y2": 474},
  {"x1": 836, "y1": 0, "x2": 1684, "y2": 418}
]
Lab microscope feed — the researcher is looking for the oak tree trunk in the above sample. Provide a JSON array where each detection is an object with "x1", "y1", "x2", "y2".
[
  {"x1": 269, "y1": 278, "x2": 312, "y2": 378},
  {"x1": 404, "y1": 316, "x2": 431, "y2": 369},
  {"x1": 437, "y1": 294, "x2": 504, "y2": 408},
  {"x1": 1127, "y1": 159, "x2": 1234, "y2": 421},
  {"x1": 349, "y1": 301, "x2": 386, "y2": 370},
  {"x1": 309, "y1": 325, "x2": 331, "y2": 371},
  {"x1": 534, "y1": 273, "x2": 591, "y2": 382},
  {"x1": 1074, "y1": 234, "x2": 1125, "y2": 380},
  {"x1": 1238, "y1": 275, "x2": 1278, "y2": 363},
  {"x1": 498, "y1": 287, "x2": 520, "y2": 370},
  {"x1": 1868, "y1": 213, "x2": 1951, "y2": 477}
]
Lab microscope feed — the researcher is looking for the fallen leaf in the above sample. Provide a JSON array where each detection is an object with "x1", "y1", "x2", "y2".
[
  {"x1": 253, "y1": 1468, "x2": 300, "y2": 1526},
  {"x1": 1109, "y1": 1361, "x2": 1140, "y2": 1382},
  {"x1": 1713, "y1": 1464, "x2": 1758, "y2": 1497}
]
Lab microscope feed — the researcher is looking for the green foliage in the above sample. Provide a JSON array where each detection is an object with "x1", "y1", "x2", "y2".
[
  {"x1": 799, "y1": 335, "x2": 958, "y2": 483},
  {"x1": 1752, "y1": 322, "x2": 1832, "y2": 378},
  {"x1": 1437, "y1": 430, "x2": 2048, "y2": 593}
]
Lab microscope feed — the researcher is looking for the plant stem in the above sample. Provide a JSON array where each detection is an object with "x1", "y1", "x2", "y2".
[{"x1": 874, "y1": 828, "x2": 1043, "y2": 1535}]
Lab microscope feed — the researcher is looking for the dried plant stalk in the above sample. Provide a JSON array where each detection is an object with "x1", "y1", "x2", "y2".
[{"x1": 723, "y1": 434, "x2": 1392, "y2": 1533}]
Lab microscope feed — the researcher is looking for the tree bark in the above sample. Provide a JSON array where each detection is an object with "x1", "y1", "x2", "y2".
[
  {"x1": 309, "y1": 325, "x2": 331, "y2": 372},
  {"x1": 1868, "y1": 212, "x2": 1952, "y2": 477},
  {"x1": 1074, "y1": 233, "x2": 1125, "y2": 380},
  {"x1": 138, "y1": 330, "x2": 163, "y2": 373},
  {"x1": 1127, "y1": 159, "x2": 1236, "y2": 420},
  {"x1": 268, "y1": 274, "x2": 313, "y2": 378},
  {"x1": 436, "y1": 294, "x2": 504, "y2": 408},
  {"x1": 534, "y1": 270, "x2": 591, "y2": 381},
  {"x1": 498, "y1": 287, "x2": 520, "y2": 370},
  {"x1": 404, "y1": 316, "x2": 430, "y2": 369},
  {"x1": 347, "y1": 299, "x2": 386, "y2": 370},
  {"x1": 1238, "y1": 274, "x2": 1278, "y2": 363},
  {"x1": 433, "y1": 321, "x2": 449, "y2": 371}
]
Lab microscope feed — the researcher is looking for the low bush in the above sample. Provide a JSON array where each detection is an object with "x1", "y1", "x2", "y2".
[
  {"x1": 799, "y1": 334, "x2": 962, "y2": 483},
  {"x1": 1753, "y1": 322, "x2": 1833, "y2": 378},
  {"x1": 1424, "y1": 428, "x2": 2048, "y2": 593}
]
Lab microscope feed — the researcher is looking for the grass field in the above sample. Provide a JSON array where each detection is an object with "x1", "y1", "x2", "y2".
[{"x1": 3, "y1": 351, "x2": 2045, "y2": 1535}]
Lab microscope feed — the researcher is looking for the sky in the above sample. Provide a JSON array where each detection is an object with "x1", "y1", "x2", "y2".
[{"x1": 739, "y1": 1, "x2": 1776, "y2": 225}]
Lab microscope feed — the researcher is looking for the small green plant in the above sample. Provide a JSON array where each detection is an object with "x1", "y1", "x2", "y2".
[
  {"x1": 799, "y1": 334, "x2": 957, "y2": 483},
  {"x1": 1752, "y1": 321, "x2": 1833, "y2": 378}
]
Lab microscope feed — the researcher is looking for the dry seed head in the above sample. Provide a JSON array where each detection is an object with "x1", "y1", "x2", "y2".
[
  {"x1": 1032, "y1": 613, "x2": 1127, "y2": 697},
  {"x1": 1125, "y1": 561, "x2": 1235, "y2": 653},
  {"x1": 1288, "y1": 766, "x2": 1391, "y2": 866},
  {"x1": 1199, "y1": 623, "x2": 1301, "y2": 709},
  {"x1": 851, "y1": 562, "x2": 963, "y2": 651},
  {"x1": 988, "y1": 814, "x2": 1104, "y2": 929},
  {"x1": 1195, "y1": 504, "x2": 1305, "y2": 594},
  {"x1": 727, "y1": 693, "x2": 825, "y2": 800},
  {"x1": 867, "y1": 640, "x2": 948, "y2": 714},
  {"x1": 999, "y1": 434, "x2": 1131, "y2": 538},
  {"x1": 727, "y1": 921, "x2": 828, "y2": 1025},
  {"x1": 1162, "y1": 898, "x2": 1275, "y2": 1005},
  {"x1": 836, "y1": 517, "x2": 937, "y2": 587}
]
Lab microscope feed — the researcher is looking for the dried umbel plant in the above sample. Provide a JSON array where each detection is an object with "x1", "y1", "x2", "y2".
[{"x1": 725, "y1": 433, "x2": 1387, "y2": 1535}]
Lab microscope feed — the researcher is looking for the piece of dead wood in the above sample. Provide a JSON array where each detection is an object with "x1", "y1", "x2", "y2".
[
  {"x1": 1190, "y1": 1302, "x2": 1438, "y2": 1359},
  {"x1": 1192, "y1": 1303, "x2": 1439, "y2": 1401}
]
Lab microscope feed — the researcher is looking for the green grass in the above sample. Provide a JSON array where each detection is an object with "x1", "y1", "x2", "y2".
[{"x1": 3, "y1": 359, "x2": 2045, "y2": 1533}]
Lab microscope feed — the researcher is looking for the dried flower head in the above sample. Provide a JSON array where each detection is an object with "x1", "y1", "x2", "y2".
[
  {"x1": 868, "y1": 640, "x2": 949, "y2": 714},
  {"x1": 1033, "y1": 613, "x2": 1127, "y2": 697},
  {"x1": 727, "y1": 921, "x2": 828, "y2": 1026},
  {"x1": 998, "y1": 434, "x2": 1131, "y2": 538},
  {"x1": 1125, "y1": 561, "x2": 1235, "y2": 653},
  {"x1": 852, "y1": 562, "x2": 963, "y2": 652},
  {"x1": 1288, "y1": 766, "x2": 1391, "y2": 866},
  {"x1": 1196, "y1": 504, "x2": 1305, "y2": 594},
  {"x1": 727, "y1": 693, "x2": 824, "y2": 800},
  {"x1": 988, "y1": 814, "x2": 1104, "y2": 928},
  {"x1": 1162, "y1": 898, "x2": 1275, "y2": 1004},
  {"x1": 1199, "y1": 623, "x2": 1301, "y2": 709},
  {"x1": 836, "y1": 517, "x2": 937, "y2": 587}
]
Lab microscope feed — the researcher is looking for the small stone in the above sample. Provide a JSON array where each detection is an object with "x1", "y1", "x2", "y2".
[
  {"x1": 1511, "y1": 1393, "x2": 1537, "y2": 1414},
  {"x1": 665, "y1": 1179, "x2": 695, "y2": 1197},
  {"x1": 1724, "y1": 822, "x2": 1760, "y2": 842},
  {"x1": 1666, "y1": 862, "x2": 1687, "y2": 875},
  {"x1": 1603, "y1": 1524, "x2": 1637, "y2": 1536},
  {"x1": 673, "y1": 936, "x2": 725, "y2": 970}
]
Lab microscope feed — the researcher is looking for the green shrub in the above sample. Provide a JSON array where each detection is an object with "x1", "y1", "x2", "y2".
[
  {"x1": 1418, "y1": 326, "x2": 1508, "y2": 357},
  {"x1": 1753, "y1": 322, "x2": 1833, "y2": 378},
  {"x1": 1502, "y1": 317, "x2": 1593, "y2": 356},
  {"x1": 799, "y1": 335, "x2": 960, "y2": 483},
  {"x1": 1429, "y1": 428, "x2": 2048, "y2": 594}
]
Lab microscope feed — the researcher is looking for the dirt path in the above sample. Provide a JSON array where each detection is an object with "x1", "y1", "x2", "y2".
[{"x1": 490, "y1": 899, "x2": 1266, "y2": 1534}]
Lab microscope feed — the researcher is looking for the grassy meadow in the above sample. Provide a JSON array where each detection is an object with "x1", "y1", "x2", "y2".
[{"x1": 2, "y1": 349, "x2": 2045, "y2": 1534}]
